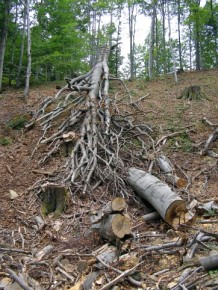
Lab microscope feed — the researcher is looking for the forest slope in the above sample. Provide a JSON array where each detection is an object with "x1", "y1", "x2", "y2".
[{"x1": 0, "y1": 69, "x2": 217, "y2": 289}]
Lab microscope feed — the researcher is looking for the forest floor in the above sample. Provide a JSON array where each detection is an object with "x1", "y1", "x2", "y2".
[{"x1": 0, "y1": 69, "x2": 217, "y2": 290}]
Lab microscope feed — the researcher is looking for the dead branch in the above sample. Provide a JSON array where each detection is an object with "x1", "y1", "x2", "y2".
[
  {"x1": 99, "y1": 261, "x2": 144, "y2": 290},
  {"x1": 0, "y1": 247, "x2": 31, "y2": 254},
  {"x1": 96, "y1": 256, "x2": 142, "y2": 287},
  {"x1": 201, "y1": 128, "x2": 218, "y2": 157},
  {"x1": 5, "y1": 268, "x2": 33, "y2": 290}
]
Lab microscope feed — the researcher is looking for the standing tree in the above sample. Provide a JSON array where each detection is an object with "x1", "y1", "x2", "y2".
[
  {"x1": 24, "y1": 0, "x2": 31, "y2": 99},
  {"x1": 0, "y1": 0, "x2": 10, "y2": 92},
  {"x1": 16, "y1": 2, "x2": 27, "y2": 89},
  {"x1": 148, "y1": 0, "x2": 157, "y2": 79}
]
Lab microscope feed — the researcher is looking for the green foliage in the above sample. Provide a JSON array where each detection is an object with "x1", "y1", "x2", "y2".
[
  {"x1": 0, "y1": 136, "x2": 12, "y2": 146},
  {"x1": 209, "y1": 269, "x2": 218, "y2": 277},
  {"x1": 6, "y1": 115, "x2": 29, "y2": 130}
]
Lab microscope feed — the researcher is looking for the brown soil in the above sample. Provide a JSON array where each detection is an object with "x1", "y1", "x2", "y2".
[{"x1": 0, "y1": 70, "x2": 217, "y2": 289}]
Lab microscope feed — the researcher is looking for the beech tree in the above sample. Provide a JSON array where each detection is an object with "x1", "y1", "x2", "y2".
[
  {"x1": 23, "y1": 0, "x2": 31, "y2": 99},
  {"x1": 0, "y1": 0, "x2": 10, "y2": 92}
]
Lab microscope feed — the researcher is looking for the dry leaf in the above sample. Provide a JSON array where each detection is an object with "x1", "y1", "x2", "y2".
[{"x1": 9, "y1": 189, "x2": 18, "y2": 199}]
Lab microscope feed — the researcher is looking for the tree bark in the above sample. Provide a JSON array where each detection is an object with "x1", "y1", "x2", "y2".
[
  {"x1": 16, "y1": 3, "x2": 27, "y2": 88},
  {"x1": 0, "y1": 0, "x2": 10, "y2": 92},
  {"x1": 24, "y1": 0, "x2": 31, "y2": 99},
  {"x1": 149, "y1": 1, "x2": 156, "y2": 79},
  {"x1": 167, "y1": 0, "x2": 178, "y2": 84}
]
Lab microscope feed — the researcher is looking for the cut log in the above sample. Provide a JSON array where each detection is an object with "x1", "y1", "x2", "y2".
[
  {"x1": 199, "y1": 254, "x2": 218, "y2": 270},
  {"x1": 90, "y1": 197, "x2": 127, "y2": 226},
  {"x1": 90, "y1": 198, "x2": 131, "y2": 242},
  {"x1": 142, "y1": 212, "x2": 160, "y2": 222},
  {"x1": 99, "y1": 214, "x2": 131, "y2": 242},
  {"x1": 178, "y1": 85, "x2": 206, "y2": 100},
  {"x1": 156, "y1": 155, "x2": 187, "y2": 188},
  {"x1": 127, "y1": 168, "x2": 193, "y2": 229}
]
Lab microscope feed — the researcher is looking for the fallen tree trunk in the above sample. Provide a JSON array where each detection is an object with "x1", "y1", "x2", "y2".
[{"x1": 127, "y1": 168, "x2": 193, "y2": 229}]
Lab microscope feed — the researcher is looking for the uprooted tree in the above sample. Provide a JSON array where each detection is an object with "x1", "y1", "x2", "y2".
[
  {"x1": 29, "y1": 45, "x2": 147, "y2": 195},
  {"x1": 28, "y1": 45, "x2": 191, "y2": 228}
]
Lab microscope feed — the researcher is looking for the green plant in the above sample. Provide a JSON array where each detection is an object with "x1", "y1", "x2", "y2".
[
  {"x1": 0, "y1": 136, "x2": 12, "y2": 146},
  {"x1": 209, "y1": 269, "x2": 218, "y2": 277},
  {"x1": 6, "y1": 115, "x2": 29, "y2": 130}
]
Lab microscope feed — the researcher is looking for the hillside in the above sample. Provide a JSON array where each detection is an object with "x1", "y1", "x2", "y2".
[{"x1": 0, "y1": 69, "x2": 217, "y2": 290}]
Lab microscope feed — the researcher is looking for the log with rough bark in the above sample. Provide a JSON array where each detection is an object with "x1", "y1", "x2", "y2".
[{"x1": 126, "y1": 168, "x2": 193, "y2": 229}]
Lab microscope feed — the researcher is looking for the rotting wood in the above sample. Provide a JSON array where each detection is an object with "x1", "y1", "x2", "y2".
[
  {"x1": 127, "y1": 168, "x2": 193, "y2": 229},
  {"x1": 40, "y1": 183, "x2": 67, "y2": 216}
]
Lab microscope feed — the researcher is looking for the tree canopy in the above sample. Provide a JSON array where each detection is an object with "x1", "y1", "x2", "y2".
[{"x1": 0, "y1": 0, "x2": 218, "y2": 90}]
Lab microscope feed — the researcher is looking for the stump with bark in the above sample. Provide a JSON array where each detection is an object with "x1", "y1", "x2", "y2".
[
  {"x1": 40, "y1": 183, "x2": 67, "y2": 216},
  {"x1": 178, "y1": 85, "x2": 206, "y2": 100}
]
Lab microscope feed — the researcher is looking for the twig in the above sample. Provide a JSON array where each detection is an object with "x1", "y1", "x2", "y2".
[
  {"x1": 5, "y1": 268, "x2": 33, "y2": 290},
  {"x1": 98, "y1": 260, "x2": 144, "y2": 290},
  {"x1": 56, "y1": 266, "x2": 75, "y2": 283},
  {"x1": 197, "y1": 219, "x2": 218, "y2": 224},
  {"x1": 96, "y1": 255, "x2": 142, "y2": 286},
  {"x1": 0, "y1": 247, "x2": 31, "y2": 254}
]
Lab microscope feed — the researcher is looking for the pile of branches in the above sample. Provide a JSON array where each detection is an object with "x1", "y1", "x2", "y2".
[{"x1": 29, "y1": 45, "x2": 152, "y2": 194}]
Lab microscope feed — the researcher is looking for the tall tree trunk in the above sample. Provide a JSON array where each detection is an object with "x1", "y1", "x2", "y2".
[
  {"x1": 210, "y1": 0, "x2": 218, "y2": 66},
  {"x1": 128, "y1": 2, "x2": 135, "y2": 80},
  {"x1": 0, "y1": 0, "x2": 10, "y2": 92},
  {"x1": 189, "y1": 21, "x2": 192, "y2": 69},
  {"x1": 24, "y1": 0, "x2": 31, "y2": 99},
  {"x1": 16, "y1": 5, "x2": 27, "y2": 88},
  {"x1": 193, "y1": 1, "x2": 201, "y2": 70},
  {"x1": 148, "y1": 1, "x2": 156, "y2": 79},
  {"x1": 9, "y1": 0, "x2": 18, "y2": 86},
  {"x1": 161, "y1": 0, "x2": 167, "y2": 75},
  {"x1": 115, "y1": 4, "x2": 122, "y2": 77},
  {"x1": 167, "y1": 0, "x2": 178, "y2": 83},
  {"x1": 177, "y1": 0, "x2": 183, "y2": 70}
]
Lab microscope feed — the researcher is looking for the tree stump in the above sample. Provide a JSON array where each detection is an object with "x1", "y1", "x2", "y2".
[
  {"x1": 178, "y1": 85, "x2": 206, "y2": 100},
  {"x1": 41, "y1": 183, "x2": 67, "y2": 216}
]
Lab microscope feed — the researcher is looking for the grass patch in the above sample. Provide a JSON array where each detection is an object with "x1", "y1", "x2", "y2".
[
  {"x1": 0, "y1": 136, "x2": 12, "y2": 146},
  {"x1": 6, "y1": 115, "x2": 29, "y2": 130}
]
